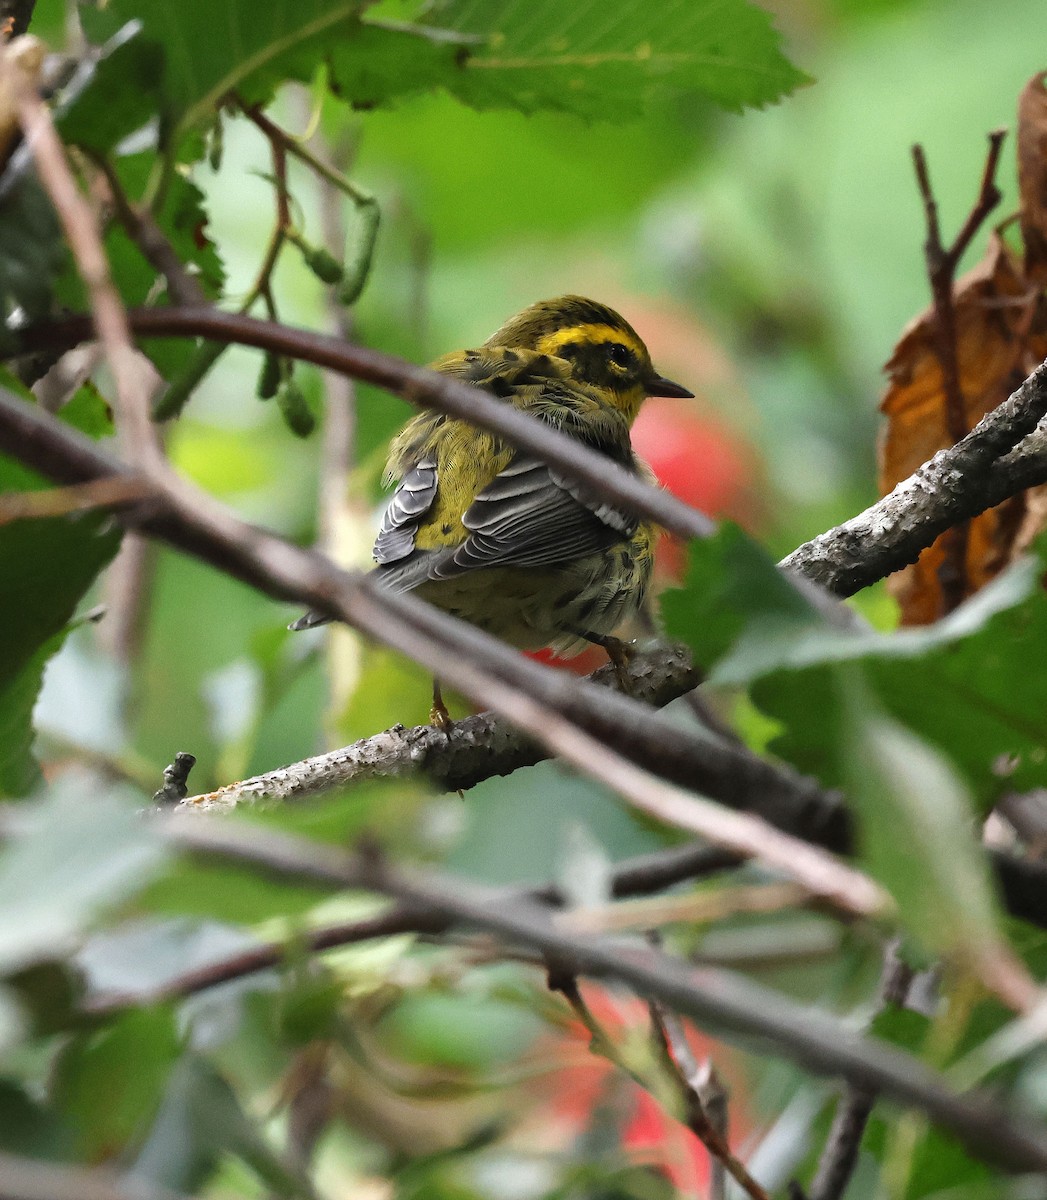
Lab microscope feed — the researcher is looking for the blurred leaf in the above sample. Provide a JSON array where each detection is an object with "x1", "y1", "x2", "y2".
[
  {"x1": 660, "y1": 524, "x2": 825, "y2": 669},
  {"x1": 0, "y1": 1081, "x2": 74, "y2": 1158},
  {"x1": 0, "y1": 781, "x2": 166, "y2": 973},
  {"x1": 0, "y1": 171, "x2": 66, "y2": 329},
  {"x1": 384, "y1": 989, "x2": 542, "y2": 1069},
  {"x1": 5, "y1": 960, "x2": 84, "y2": 1037},
  {"x1": 79, "y1": 917, "x2": 262, "y2": 997},
  {"x1": 54, "y1": 21, "x2": 164, "y2": 154},
  {"x1": 141, "y1": 858, "x2": 328, "y2": 926},
  {"x1": 716, "y1": 552, "x2": 1047, "y2": 802},
  {"x1": 843, "y1": 686, "x2": 1003, "y2": 962},
  {"x1": 133, "y1": 1055, "x2": 311, "y2": 1196},
  {"x1": 54, "y1": 1006, "x2": 180, "y2": 1158},
  {"x1": 410, "y1": 0, "x2": 807, "y2": 118},
  {"x1": 878, "y1": 235, "x2": 1047, "y2": 624},
  {"x1": 0, "y1": 436, "x2": 122, "y2": 792}
]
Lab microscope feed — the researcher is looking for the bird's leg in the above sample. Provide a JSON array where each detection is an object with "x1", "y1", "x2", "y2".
[
  {"x1": 430, "y1": 677, "x2": 453, "y2": 731},
  {"x1": 580, "y1": 631, "x2": 635, "y2": 695}
]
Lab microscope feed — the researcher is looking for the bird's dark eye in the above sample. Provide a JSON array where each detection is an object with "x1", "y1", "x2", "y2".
[{"x1": 607, "y1": 343, "x2": 632, "y2": 369}]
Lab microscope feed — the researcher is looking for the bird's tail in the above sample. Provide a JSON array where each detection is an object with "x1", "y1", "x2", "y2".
[{"x1": 287, "y1": 609, "x2": 331, "y2": 632}]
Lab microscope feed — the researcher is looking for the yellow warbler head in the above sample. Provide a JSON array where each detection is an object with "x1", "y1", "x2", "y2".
[{"x1": 483, "y1": 295, "x2": 693, "y2": 422}]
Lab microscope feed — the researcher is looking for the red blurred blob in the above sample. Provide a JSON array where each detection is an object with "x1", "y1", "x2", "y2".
[
  {"x1": 532, "y1": 396, "x2": 761, "y2": 673},
  {"x1": 522, "y1": 985, "x2": 747, "y2": 1192}
]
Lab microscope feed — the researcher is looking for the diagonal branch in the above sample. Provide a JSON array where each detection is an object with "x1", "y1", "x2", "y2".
[
  {"x1": 3, "y1": 384, "x2": 1047, "y2": 927},
  {"x1": 0, "y1": 387, "x2": 887, "y2": 919},
  {"x1": 18, "y1": 307, "x2": 1047, "y2": 606},
  {"x1": 781, "y1": 355, "x2": 1047, "y2": 593},
  {"x1": 154, "y1": 813, "x2": 1047, "y2": 1176}
]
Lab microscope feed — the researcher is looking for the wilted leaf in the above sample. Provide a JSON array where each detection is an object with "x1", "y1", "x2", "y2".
[
  {"x1": 1018, "y1": 71, "x2": 1047, "y2": 282},
  {"x1": 878, "y1": 234, "x2": 1047, "y2": 624}
]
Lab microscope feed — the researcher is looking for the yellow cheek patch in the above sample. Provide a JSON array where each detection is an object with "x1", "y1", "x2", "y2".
[{"x1": 535, "y1": 324, "x2": 647, "y2": 359}]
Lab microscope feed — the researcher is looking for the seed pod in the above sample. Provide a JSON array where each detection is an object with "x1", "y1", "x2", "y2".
[
  {"x1": 256, "y1": 351, "x2": 282, "y2": 400},
  {"x1": 277, "y1": 380, "x2": 316, "y2": 438},
  {"x1": 303, "y1": 245, "x2": 344, "y2": 285}
]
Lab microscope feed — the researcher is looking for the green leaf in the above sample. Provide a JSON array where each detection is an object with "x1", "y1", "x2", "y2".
[
  {"x1": 0, "y1": 780, "x2": 167, "y2": 974},
  {"x1": 0, "y1": 171, "x2": 66, "y2": 328},
  {"x1": 0, "y1": 1081, "x2": 75, "y2": 1158},
  {"x1": 842, "y1": 681, "x2": 1003, "y2": 963},
  {"x1": 661, "y1": 524, "x2": 826, "y2": 669},
  {"x1": 133, "y1": 1056, "x2": 311, "y2": 1196},
  {"x1": 54, "y1": 21, "x2": 165, "y2": 154},
  {"x1": 413, "y1": 0, "x2": 808, "y2": 118},
  {"x1": 0, "y1": 472, "x2": 122, "y2": 793},
  {"x1": 0, "y1": 387, "x2": 123, "y2": 793},
  {"x1": 82, "y1": 0, "x2": 372, "y2": 132},
  {"x1": 724, "y1": 554, "x2": 1047, "y2": 802},
  {"x1": 54, "y1": 1006, "x2": 181, "y2": 1157}
]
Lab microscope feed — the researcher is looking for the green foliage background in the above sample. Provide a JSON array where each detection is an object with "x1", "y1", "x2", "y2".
[{"x1": 2, "y1": 0, "x2": 1047, "y2": 1197}]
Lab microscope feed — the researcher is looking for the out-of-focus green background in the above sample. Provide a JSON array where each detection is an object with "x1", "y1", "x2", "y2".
[
  {"x1": 5, "y1": 3, "x2": 1043, "y2": 1197},
  {"x1": 37, "y1": 0, "x2": 1045, "y2": 889}
]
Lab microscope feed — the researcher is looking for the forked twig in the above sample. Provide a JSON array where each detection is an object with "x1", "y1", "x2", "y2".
[
  {"x1": 910, "y1": 129, "x2": 1007, "y2": 613},
  {"x1": 650, "y1": 1001, "x2": 766, "y2": 1200}
]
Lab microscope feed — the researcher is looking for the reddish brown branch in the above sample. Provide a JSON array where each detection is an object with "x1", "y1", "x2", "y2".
[{"x1": 911, "y1": 130, "x2": 1007, "y2": 613}]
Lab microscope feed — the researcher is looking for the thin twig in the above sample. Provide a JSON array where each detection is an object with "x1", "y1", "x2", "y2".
[
  {"x1": 92, "y1": 154, "x2": 208, "y2": 307},
  {"x1": 140, "y1": 815, "x2": 1047, "y2": 1176},
  {"x1": 0, "y1": 386, "x2": 889, "y2": 921},
  {"x1": 782, "y1": 353, "x2": 1047, "y2": 594},
  {"x1": 85, "y1": 842, "x2": 740, "y2": 1016},
  {"x1": 650, "y1": 1003, "x2": 756, "y2": 1200},
  {"x1": 2, "y1": 384, "x2": 1046, "y2": 935},
  {"x1": 910, "y1": 131, "x2": 1007, "y2": 614},
  {"x1": 21, "y1": 305, "x2": 1047, "y2": 608},
  {"x1": 0, "y1": 475, "x2": 148, "y2": 523},
  {"x1": 13, "y1": 78, "x2": 164, "y2": 471},
  {"x1": 808, "y1": 947, "x2": 915, "y2": 1200}
]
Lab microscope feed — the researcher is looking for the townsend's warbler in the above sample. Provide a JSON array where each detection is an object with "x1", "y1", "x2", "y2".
[{"x1": 291, "y1": 295, "x2": 692, "y2": 721}]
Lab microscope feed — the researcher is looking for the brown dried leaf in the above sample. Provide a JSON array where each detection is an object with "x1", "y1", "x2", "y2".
[
  {"x1": 1018, "y1": 71, "x2": 1047, "y2": 283},
  {"x1": 879, "y1": 234, "x2": 1047, "y2": 624}
]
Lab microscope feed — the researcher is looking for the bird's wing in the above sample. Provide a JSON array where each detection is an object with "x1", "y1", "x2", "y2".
[
  {"x1": 374, "y1": 454, "x2": 636, "y2": 594},
  {"x1": 373, "y1": 457, "x2": 438, "y2": 565}
]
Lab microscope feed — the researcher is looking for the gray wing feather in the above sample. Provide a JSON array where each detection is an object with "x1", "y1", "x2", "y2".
[
  {"x1": 373, "y1": 455, "x2": 632, "y2": 592},
  {"x1": 373, "y1": 458, "x2": 438, "y2": 564}
]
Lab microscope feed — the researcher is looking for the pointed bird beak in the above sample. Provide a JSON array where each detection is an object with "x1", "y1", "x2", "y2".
[{"x1": 645, "y1": 373, "x2": 694, "y2": 398}]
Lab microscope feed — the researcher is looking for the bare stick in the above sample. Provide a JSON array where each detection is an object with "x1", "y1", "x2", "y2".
[
  {"x1": 808, "y1": 948, "x2": 915, "y2": 1200},
  {"x1": 650, "y1": 1002, "x2": 760, "y2": 1200},
  {"x1": 0, "y1": 387, "x2": 888, "y2": 921},
  {"x1": 13, "y1": 78, "x2": 164, "y2": 471},
  {"x1": 910, "y1": 131, "x2": 1007, "y2": 613},
  {"x1": 0, "y1": 475, "x2": 148, "y2": 523},
  {"x1": 20, "y1": 307, "x2": 1047, "y2": 607},
  {"x1": 782, "y1": 355, "x2": 1047, "y2": 594},
  {"x1": 145, "y1": 814, "x2": 1047, "y2": 1176}
]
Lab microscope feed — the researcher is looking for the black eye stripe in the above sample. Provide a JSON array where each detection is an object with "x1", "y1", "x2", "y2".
[{"x1": 607, "y1": 342, "x2": 633, "y2": 368}]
